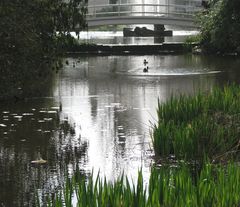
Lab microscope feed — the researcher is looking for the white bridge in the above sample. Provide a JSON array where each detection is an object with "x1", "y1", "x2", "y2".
[{"x1": 87, "y1": 0, "x2": 203, "y2": 28}]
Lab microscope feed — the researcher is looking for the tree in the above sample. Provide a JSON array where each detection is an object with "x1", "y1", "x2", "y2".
[
  {"x1": 198, "y1": 0, "x2": 240, "y2": 54},
  {"x1": 0, "y1": 0, "x2": 88, "y2": 99}
]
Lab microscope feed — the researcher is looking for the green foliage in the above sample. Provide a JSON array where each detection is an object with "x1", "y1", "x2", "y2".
[
  {"x1": 43, "y1": 162, "x2": 240, "y2": 207},
  {"x1": 198, "y1": 0, "x2": 240, "y2": 53},
  {"x1": 185, "y1": 35, "x2": 201, "y2": 44},
  {"x1": 0, "y1": 0, "x2": 87, "y2": 99},
  {"x1": 152, "y1": 84, "x2": 240, "y2": 162},
  {"x1": 183, "y1": 35, "x2": 201, "y2": 53}
]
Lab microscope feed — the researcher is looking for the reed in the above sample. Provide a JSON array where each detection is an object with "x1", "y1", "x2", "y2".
[
  {"x1": 44, "y1": 162, "x2": 240, "y2": 207},
  {"x1": 37, "y1": 85, "x2": 240, "y2": 206},
  {"x1": 152, "y1": 84, "x2": 240, "y2": 161}
]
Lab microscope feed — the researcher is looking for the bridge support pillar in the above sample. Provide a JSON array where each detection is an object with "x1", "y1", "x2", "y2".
[
  {"x1": 154, "y1": 24, "x2": 173, "y2": 37},
  {"x1": 154, "y1": 24, "x2": 165, "y2": 33}
]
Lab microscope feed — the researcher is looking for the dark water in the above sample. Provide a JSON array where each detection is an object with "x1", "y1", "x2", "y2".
[{"x1": 1, "y1": 54, "x2": 240, "y2": 206}]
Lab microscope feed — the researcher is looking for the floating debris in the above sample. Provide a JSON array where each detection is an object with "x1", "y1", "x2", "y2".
[
  {"x1": 111, "y1": 103, "x2": 121, "y2": 107},
  {"x1": 44, "y1": 118, "x2": 53, "y2": 121},
  {"x1": 22, "y1": 113, "x2": 34, "y2": 116},
  {"x1": 105, "y1": 105, "x2": 113, "y2": 108},
  {"x1": 47, "y1": 111, "x2": 57, "y2": 114},
  {"x1": 116, "y1": 108, "x2": 127, "y2": 112},
  {"x1": 31, "y1": 159, "x2": 47, "y2": 164},
  {"x1": 141, "y1": 108, "x2": 150, "y2": 111},
  {"x1": 14, "y1": 115, "x2": 23, "y2": 119},
  {"x1": 51, "y1": 107, "x2": 60, "y2": 110}
]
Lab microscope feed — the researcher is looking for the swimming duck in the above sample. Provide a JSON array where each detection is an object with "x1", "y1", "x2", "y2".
[
  {"x1": 143, "y1": 59, "x2": 148, "y2": 65},
  {"x1": 143, "y1": 67, "x2": 148, "y2": 72}
]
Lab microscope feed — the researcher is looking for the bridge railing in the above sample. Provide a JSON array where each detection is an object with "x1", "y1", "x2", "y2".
[{"x1": 87, "y1": 2, "x2": 203, "y2": 20}]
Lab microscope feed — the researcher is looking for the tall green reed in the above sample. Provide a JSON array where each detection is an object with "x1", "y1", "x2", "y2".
[
  {"x1": 152, "y1": 84, "x2": 240, "y2": 161},
  {"x1": 44, "y1": 162, "x2": 240, "y2": 207}
]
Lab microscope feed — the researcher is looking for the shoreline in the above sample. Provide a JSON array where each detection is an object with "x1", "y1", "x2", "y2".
[{"x1": 66, "y1": 42, "x2": 199, "y2": 56}]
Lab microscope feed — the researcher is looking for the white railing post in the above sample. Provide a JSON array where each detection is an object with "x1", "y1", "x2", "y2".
[
  {"x1": 94, "y1": 5, "x2": 96, "y2": 18},
  {"x1": 167, "y1": 0, "x2": 169, "y2": 17},
  {"x1": 118, "y1": 0, "x2": 120, "y2": 16},
  {"x1": 143, "y1": 0, "x2": 145, "y2": 16},
  {"x1": 130, "y1": 0, "x2": 133, "y2": 16}
]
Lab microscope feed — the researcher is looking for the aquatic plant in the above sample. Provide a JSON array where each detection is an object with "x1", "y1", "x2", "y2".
[
  {"x1": 43, "y1": 162, "x2": 240, "y2": 207},
  {"x1": 152, "y1": 84, "x2": 240, "y2": 162}
]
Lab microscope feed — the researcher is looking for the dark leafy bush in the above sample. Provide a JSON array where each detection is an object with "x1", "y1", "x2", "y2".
[
  {"x1": 0, "y1": 0, "x2": 87, "y2": 99},
  {"x1": 198, "y1": 0, "x2": 240, "y2": 54}
]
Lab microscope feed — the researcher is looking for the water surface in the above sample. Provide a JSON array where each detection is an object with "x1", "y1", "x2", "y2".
[
  {"x1": 77, "y1": 30, "x2": 199, "y2": 45},
  {"x1": 1, "y1": 54, "x2": 240, "y2": 206}
]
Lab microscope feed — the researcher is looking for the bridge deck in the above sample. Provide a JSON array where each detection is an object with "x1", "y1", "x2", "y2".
[{"x1": 87, "y1": 2, "x2": 202, "y2": 28}]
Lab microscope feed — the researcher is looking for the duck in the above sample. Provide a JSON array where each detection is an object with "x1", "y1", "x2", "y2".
[
  {"x1": 143, "y1": 66, "x2": 149, "y2": 73},
  {"x1": 143, "y1": 59, "x2": 148, "y2": 65}
]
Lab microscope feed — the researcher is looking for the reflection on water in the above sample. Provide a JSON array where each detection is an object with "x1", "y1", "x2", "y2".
[
  {"x1": 1, "y1": 54, "x2": 240, "y2": 206},
  {"x1": 76, "y1": 30, "x2": 199, "y2": 45},
  {"x1": 0, "y1": 101, "x2": 88, "y2": 206},
  {"x1": 54, "y1": 54, "x2": 240, "y2": 181}
]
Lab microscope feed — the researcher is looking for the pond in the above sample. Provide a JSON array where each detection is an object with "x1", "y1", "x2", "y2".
[{"x1": 1, "y1": 54, "x2": 240, "y2": 206}]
